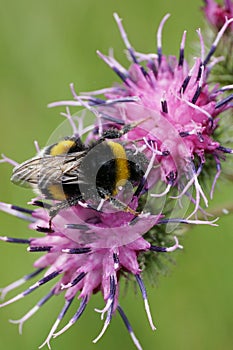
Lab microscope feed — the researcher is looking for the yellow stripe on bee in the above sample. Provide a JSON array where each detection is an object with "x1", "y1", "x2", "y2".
[
  {"x1": 108, "y1": 141, "x2": 129, "y2": 195},
  {"x1": 47, "y1": 184, "x2": 67, "y2": 201},
  {"x1": 50, "y1": 140, "x2": 76, "y2": 156}
]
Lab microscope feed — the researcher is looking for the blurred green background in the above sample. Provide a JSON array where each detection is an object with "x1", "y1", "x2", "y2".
[{"x1": 0, "y1": 0, "x2": 232, "y2": 349}]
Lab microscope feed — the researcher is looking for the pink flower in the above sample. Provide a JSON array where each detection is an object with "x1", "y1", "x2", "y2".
[
  {"x1": 202, "y1": 0, "x2": 233, "y2": 30},
  {"x1": 50, "y1": 13, "x2": 233, "y2": 211},
  {"x1": 202, "y1": 1, "x2": 233, "y2": 88},
  {"x1": 0, "y1": 13, "x2": 232, "y2": 350},
  {"x1": 0, "y1": 198, "x2": 187, "y2": 350}
]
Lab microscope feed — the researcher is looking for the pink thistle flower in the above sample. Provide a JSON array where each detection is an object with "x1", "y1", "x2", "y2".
[
  {"x1": 202, "y1": 0, "x2": 233, "y2": 30},
  {"x1": 0, "y1": 198, "x2": 190, "y2": 349},
  {"x1": 0, "y1": 12, "x2": 231, "y2": 350},
  {"x1": 0, "y1": 113, "x2": 217, "y2": 350},
  {"x1": 50, "y1": 13, "x2": 233, "y2": 210},
  {"x1": 201, "y1": 0, "x2": 233, "y2": 91}
]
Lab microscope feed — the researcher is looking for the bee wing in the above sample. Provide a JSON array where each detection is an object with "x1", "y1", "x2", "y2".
[{"x1": 11, "y1": 151, "x2": 86, "y2": 188}]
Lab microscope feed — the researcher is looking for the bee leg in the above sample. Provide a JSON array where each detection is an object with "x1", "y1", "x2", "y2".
[
  {"x1": 98, "y1": 188, "x2": 139, "y2": 216},
  {"x1": 108, "y1": 195, "x2": 139, "y2": 216},
  {"x1": 36, "y1": 204, "x2": 66, "y2": 232},
  {"x1": 48, "y1": 196, "x2": 97, "y2": 230},
  {"x1": 101, "y1": 124, "x2": 132, "y2": 140},
  {"x1": 48, "y1": 196, "x2": 82, "y2": 222},
  {"x1": 100, "y1": 118, "x2": 149, "y2": 140},
  {"x1": 134, "y1": 176, "x2": 147, "y2": 198}
]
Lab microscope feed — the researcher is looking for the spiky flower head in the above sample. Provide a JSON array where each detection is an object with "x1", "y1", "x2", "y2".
[
  {"x1": 201, "y1": 0, "x2": 233, "y2": 178},
  {"x1": 0, "y1": 12, "x2": 232, "y2": 350},
  {"x1": 202, "y1": 0, "x2": 233, "y2": 88},
  {"x1": 202, "y1": 0, "x2": 233, "y2": 30},
  {"x1": 50, "y1": 13, "x2": 233, "y2": 210}
]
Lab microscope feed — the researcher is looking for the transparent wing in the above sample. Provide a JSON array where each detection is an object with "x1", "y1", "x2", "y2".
[{"x1": 11, "y1": 151, "x2": 86, "y2": 188}]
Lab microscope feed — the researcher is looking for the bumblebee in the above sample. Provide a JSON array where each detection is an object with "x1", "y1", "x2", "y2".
[{"x1": 11, "y1": 122, "x2": 148, "y2": 226}]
